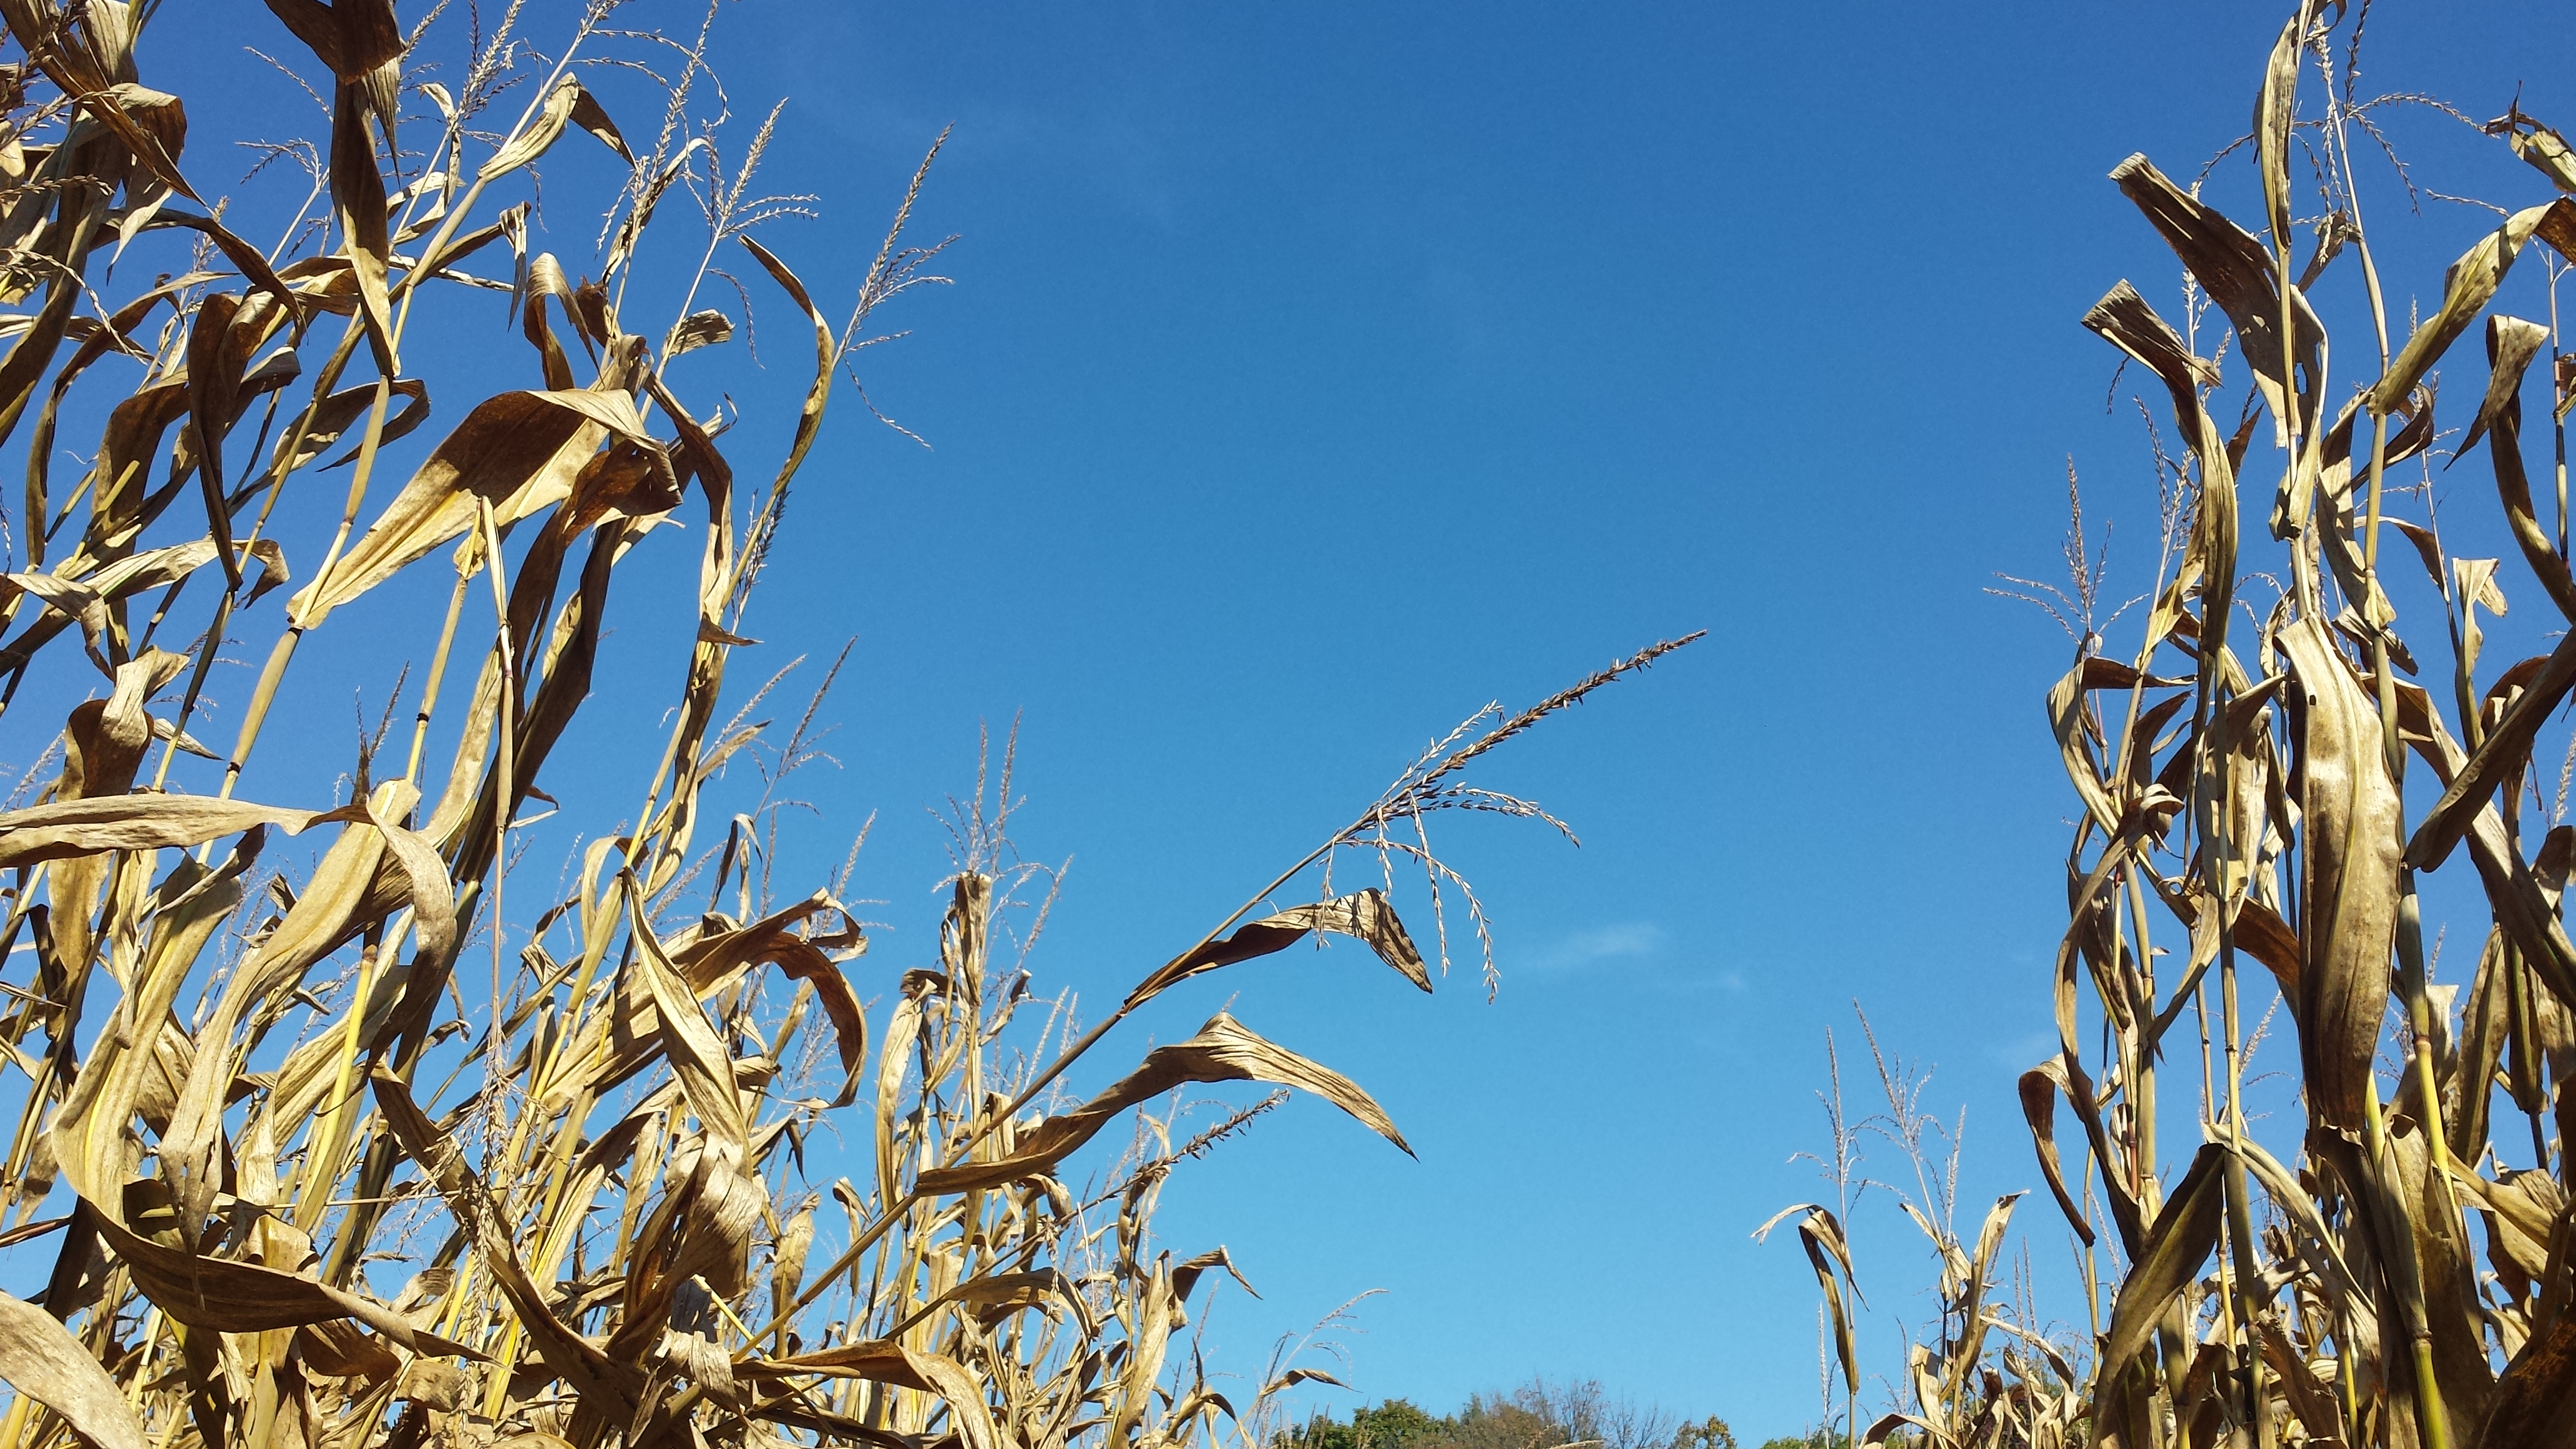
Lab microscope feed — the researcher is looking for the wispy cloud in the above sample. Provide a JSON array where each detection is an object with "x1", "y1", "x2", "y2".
[
  {"x1": 1521, "y1": 921, "x2": 1667, "y2": 976},
  {"x1": 1989, "y1": 1025, "x2": 2059, "y2": 1073}
]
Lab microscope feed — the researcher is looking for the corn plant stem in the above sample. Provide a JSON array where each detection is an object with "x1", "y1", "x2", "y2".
[
  {"x1": 2395, "y1": 881, "x2": 2451, "y2": 1189},
  {"x1": 2129, "y1": 881, "x2": 2157, "y2": 1203},
  {"x1": 2193, "y1": 975, "x2": 2216, "y2": 1127},
  {"x1": 2331, "y1": 61, "x2": 2458, "y2": 1436},
  {"x1": 477, "y1": 497, "x2": 517, "y2": 1154},
  {"x1": 419, "y1": 515, "x2": 524, "y2": 1364},
  {"x1": 250, "y1": 318, "x2": 368, "y2": 546},
  {"x1": 785, "y1": 806, "x2": 1471, "y2": 1352},
  {"x1": 2361, "y1": 1083, "x2": 2451, "y2": 1449},
  {"x1": 318, "y1": 1115, "x2": 402, "y2": 1289},
  {"x1": 124, "y1": 1305, "x2": 162, "y2": 1413},
  {"x1": 2079, "y1": 1157, "x2": 2102, "y2": 1347},
  {"x1": 998, "y1": 833, "x2": 1337, "y2": 1129},
  {"x1": 403, "y1": 567, "x2": 474, "y2": 788},
  {"x1": 469, "y1": 978, "x2": 607, "y2": 1400},
  {"x1": 2337, "y1": 1303, "x2": 2363, "y2": 1446},
  {"x1": 550, "y1": 930, "x2": 630, "y2": 1086},
  {"x1": 0, "y1": 927, "x2": 90, "y2": 1196},
  {"x1": 208, "y1": 18, "x2": 595, "y2": 807},
  {"x1": 481, "y1": 1097, "x2": 593, "y2": 1418},
  {"x1": 147, "y1": 592, "x2": 227, "y2": 794},
  {"x1": 2507, "y1": 940, "x2": 2549, "y2": 1166},
  {"x1": 2218, "y1": 927, "x2": 2270, "y2": 1447},
  {"x1": 626, "y1": 715, "x2": 690, "y2": 892},
  {"x1": 294, "y1": 924, "x2": 396, "y2": 1232},
  {"x1": 0, "y1": 905, "x2": 41, "y2": 1086},
  {"x1": 149, "y1": 319, "x2": 366, "y2": 794},
  {"x1": 2367, "y1": 462, "x2": 2455, "y2": 1449},
  {"x1": 2551, "y1": 266, "x2": 2564, "y2": 559},
  {"x1": 215, "y1": 373, "x2": 391, "y2": 801},
  {"x1": 2212, "y1": 54, "x2": 2316, "y2": 1422}
]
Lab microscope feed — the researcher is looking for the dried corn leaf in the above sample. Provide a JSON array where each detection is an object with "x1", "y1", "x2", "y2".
[
  {"x1": 741, "y1": 1341, "x2": 1000, "y2": 1449},
  {"x1": 2082, "y1": 282, "x2": 2240, "y2": 662},
  {"x1": 266, "y1": 376, "x2": 428, "y2": 477},
  {"x1": 2484, "y1": 1309, "x2": 2576, "y2": 1448},
  {"x1": 477, "y1": 77, "x2": 623, "y2": 182},
  {"x1": 915, "y1": 1012, "x2": 1407, "y2": 1194},
  {"x1": 329, "y1": 78, "x2": 394, "y2": 372},
  {"x1": 2500, "y1": 113, "x2": 2576, "y2": 192},
  {"x1": 626, "y1": 871, "x2": 751, "y2": 1156},
  {"x1": 666, "y1": 309, "x2": 732, "y2": 357},
  {"x1": 183, "y1": 293, "x2": 250, "y2": 587},
  {"x1": 740, "y1": 235, "x2": 834, "y2": 491},
  {"x1": 2253, "y1": 9, "x2": 2304, "y2": 251},
  {"x1": 2459, "y1": 313, "x2": 2551, "y2": 461},
  {"x1": 140, "y1": 211, "x2": 302, "y2": 326},
  {"x1": 82, "y1": 378, "x2": 190, "y2": 559},
  {"x1": 21, "y1": 269, "x2": 219, "y2": 565},
  {"x1": 0, "y1": 1289, "x2": 147, "y2": 1449},
  {"x1": 2407, "y1": 627, "x2": 2576, "y2": 871},
  {"x1": 159, "y1": 779, "x2": 416, "y2": 1224},
  {"x1": 288, "y1": 386, "x2": 652, "y2": 626},
  {"x1": 1755, "y1": 1204, "x2": 1861, "y2": 1400},
  {"x1": 2017, "y1": 1063, "x2": 2093, "y2": 1247},
  {"x1": 1125, "y1": 889, "x2": 1431, "y2": 1008},
  {"x1": 0, "y1": 793, "x2": 344, "y2": 867},
  {"x1": 2448, "y1": 1163, "x2": 2562, "y2": 1286},
  {"x1": 1936, "y1": 1193, "x2": 2022, "y2": 1408},
  {"x1": 2280, "y1": 617, "x2": 2399, "y2": 1129},
  {"x1": 2369, "y1": 199, "x2": 2576, "y2": 416},
  {"x1": 368, "y1": 1068, "x2": 636, "y2": 1411},
  {"x1": 875, "y1": 992, "x2": 925, "y2": 1209},
  {"x1": 2466, "y1": 315, "x2": 2576, "y2": 634},
  {"x1": 570, "y1": 85, "x2": 632, "y2": 164},
  {"x1": 2095, "y1": 1144, "x2": 2227, "y2": 1435},
  {"x1": 5, "y1": 536, "x2": 291, "y2": 666},
  {"x1": 930, "y1": 1267, "x2": 1081, "y2": 1326},
  {"x1": 45, "y1": 902, "x2": 474, "y2": 1355},
  {"x1": 295, "y1": 1318, "x2": 402, "y2": 1383},
  {"x1": 0, "y1": 178, "x2": 109, "y2": 441},
  {"x1": 260, "y1": 0, "x2": 402, "y2": 87},
  {"x1": 552, "y1": 891, "x2": 864, "y2": 1105},
  {"x1": 2110, "y1": 154, "x2": 2321, "y2": 447}
]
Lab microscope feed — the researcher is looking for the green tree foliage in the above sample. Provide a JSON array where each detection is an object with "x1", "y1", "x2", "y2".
[
  {"x1": 1282, "y1": 1400, "x2": 1450, "y2": 1449},
  {"x1": 1671, "y1": 1415, "x2": 1742, "y2": 1449},
  {"x1": 1279, "y1": 1380, "x2": 1736, "y2": 1449}
]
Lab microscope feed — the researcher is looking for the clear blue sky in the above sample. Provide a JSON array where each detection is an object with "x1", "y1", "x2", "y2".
[
  {"x1": 77, "y1": 1, "x2": 2576, "y2": 1440},
  {"x1": 709, "y1": 5, "x2": 2572, "y2": 1434}
]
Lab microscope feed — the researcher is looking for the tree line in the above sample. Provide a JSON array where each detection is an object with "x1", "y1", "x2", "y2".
[{"x1": 1272, "y1": 1377, "x2": 1833, "y2": 1449}]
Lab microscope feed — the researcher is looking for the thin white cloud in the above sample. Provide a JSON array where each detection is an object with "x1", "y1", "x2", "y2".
[
  {"x1": 1521, "y1": 922, "x2": 1668, "y2": 975},
  {"x1": 1990, "y1": 1025, "x2": 2059, "y2": 1073}
]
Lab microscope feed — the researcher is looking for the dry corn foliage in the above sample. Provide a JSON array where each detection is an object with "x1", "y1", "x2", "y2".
[
  {"x1": 1770, "y1": 5, "x2": 2576, "y2": 1448},
  {"x1": 0, "y1": 4, "x2": 1698, "y2": 1448}
]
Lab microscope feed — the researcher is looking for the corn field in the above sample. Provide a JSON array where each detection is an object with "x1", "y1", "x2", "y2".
[
  {"x1": 0, "y1": 4, "x2": 1697, "y2": 1447},
  {"x1": 1769, "y1": 4, "x2": 2576, "y2": 1447}
]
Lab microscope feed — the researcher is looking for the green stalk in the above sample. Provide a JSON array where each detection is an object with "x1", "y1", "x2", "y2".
[{"x1": 2361, "y1": 1085, "x2": 2451, "y2": 1449}]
